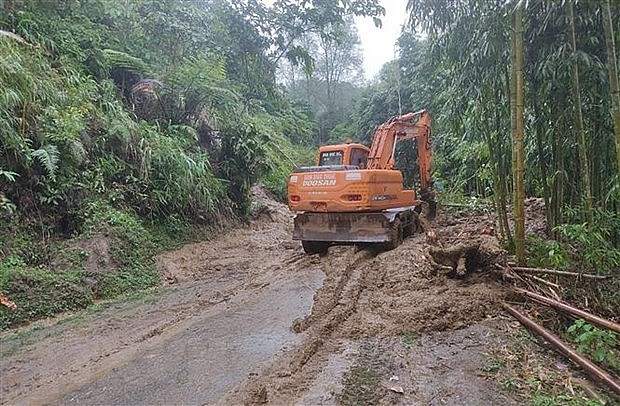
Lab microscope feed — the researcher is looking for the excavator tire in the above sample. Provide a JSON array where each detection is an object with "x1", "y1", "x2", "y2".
[
  {"x1": 383, "y1": 218, "x2": 403, "y2": 251},
  {"x1": 301, "y1": 240, "x2": 329, "y2": 255}
]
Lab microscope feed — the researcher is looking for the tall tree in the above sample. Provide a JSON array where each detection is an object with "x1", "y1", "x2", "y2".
[
  {"x1": 282, "y1": 20, "x2": 364, "y2": 144},
  {"x1": 513, "y1": 1, "x2": 526, "y2": 265},
  {"x1": 567, "y1": 0, "x2": 593, "y2": 222},
  {"x1": 233, "y1": 0, "x2": 384, "y2": 71},
  {"x1": 318, "y1": 18, "x2": 363, "y2": 116},
  {"x1": 602, "y1": 0, "x2": 620, "y2": 172}
]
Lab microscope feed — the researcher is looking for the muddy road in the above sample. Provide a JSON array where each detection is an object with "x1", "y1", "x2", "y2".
[{"x1": 1, "y1": 187, "x2": 519, "y2": 405}]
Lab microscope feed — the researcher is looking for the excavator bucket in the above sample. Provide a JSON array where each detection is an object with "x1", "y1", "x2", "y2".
[
  {"x1": 293, "y1": 212, "x2": 398, "y2": 243},
  {"x1": 424, "y1": 199, "x2": 437, "y2": 220}
]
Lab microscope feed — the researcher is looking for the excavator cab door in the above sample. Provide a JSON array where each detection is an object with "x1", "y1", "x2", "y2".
[{"x1": 350, "y1": 148, "x2": 369, "y2": 169}]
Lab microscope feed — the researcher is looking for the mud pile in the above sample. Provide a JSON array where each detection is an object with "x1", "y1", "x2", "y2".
[
  {"x1": 231, "y1": 207, "x2": 510, "y2": 404},
  {"x1": 156, "y1": 185, "x2": 294, "y2": 284},
  {"x1": 249, "y1": 184, "x2": 292, "y2": 227},
  {"x1": 525, "y1": 197, "x2": 548, "y2": 237},
  {"x1": 309, "y1": 211, "x2": 508, "y2": 339}
]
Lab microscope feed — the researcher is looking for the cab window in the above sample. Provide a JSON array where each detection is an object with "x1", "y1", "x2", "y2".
[
  {"x1": 350, "y1": 148, "x2": 369, "y2": 168},
  {"x1": 319, "y1": 151, "x2": 343, "y2": 166}
]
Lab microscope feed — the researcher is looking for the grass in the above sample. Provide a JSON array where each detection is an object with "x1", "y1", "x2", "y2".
[
  {"x1": 0, "y1": 285, "x2": 163, "y2": 358},
  {"x1": 337, "y1": 361, "x2": 383, "y2": 405},
  {"x1": 480, "y1": 356, "x2": 506, "y2": 374},
  {"x1": 401, "y1": 331, "x2": 418, "y2": 349},
  {"x1": 0, "y1": 201, "x2": 189, "y2": 330}
]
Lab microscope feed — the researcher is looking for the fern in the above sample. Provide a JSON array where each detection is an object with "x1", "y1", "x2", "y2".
[
  {"x1": 0, "y1": 169, "x2": 19, "y2": 182},
  {"x1": 31, "y1": 144, "x2": 60, "y2": 177},
  {"x1": 103, "y1": 49, "x2": 153, "y2": 76},
  {"x1": 0, "y1": 30, "x2": 28, "y2": 45}
]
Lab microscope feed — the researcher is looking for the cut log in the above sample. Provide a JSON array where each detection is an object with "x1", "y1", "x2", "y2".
[
  {"x1": 0, "y1": 293, "x2": 16, "y2": 309},
  {"x1": 515, "y1": 288, "x2": 620, "y2": 334}
]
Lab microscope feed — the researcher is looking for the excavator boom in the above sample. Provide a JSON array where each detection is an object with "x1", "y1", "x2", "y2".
[{"x1": 367, "y1": 110, "x2": 432, "y2": 193}]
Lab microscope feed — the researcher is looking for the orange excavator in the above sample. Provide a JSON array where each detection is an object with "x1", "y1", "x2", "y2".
[{"x1": 288, "y1": 109, "x2": 435, "y2": 254}]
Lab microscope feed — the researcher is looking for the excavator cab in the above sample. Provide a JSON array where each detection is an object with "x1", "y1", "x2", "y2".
[{"x1": 316, "y1": 143, "x2": 369, "y2": 168}]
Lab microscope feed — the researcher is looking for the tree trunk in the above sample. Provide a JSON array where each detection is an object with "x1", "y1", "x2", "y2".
[
  {"x1": 534, "y1": 100, "x2": 552, "y2": 234},
  {"x1": 513, "y1": 3, "x2": 526, "y2": 265},
  {"x1": 602, "y1": 0, "x2": 620, "y2": 172},
  {"x1": 567, "y1": 1, "x2": 593, "y2": 223},
  {"x1": 551, "y1": 120, "x2": 565, "y2": 233},
  {"x1": 494, "y1": 102, "x2": 512, "y2": 242}
]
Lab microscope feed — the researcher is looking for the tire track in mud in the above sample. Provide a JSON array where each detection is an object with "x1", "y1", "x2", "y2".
[
  {"x1": 225, "y1": 247, "x2": 378, "y2": 405},
  {"x1": 292, "y1": 248, "x2": 373, "y2": 334},
  {"x1": 289, "y1": 248, "x2": 374, "y2": 372}
]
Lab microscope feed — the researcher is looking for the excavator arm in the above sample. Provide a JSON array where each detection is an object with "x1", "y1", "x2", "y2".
[{"x1": 366, "y1": 110, "x2": 433, "y2": 194}]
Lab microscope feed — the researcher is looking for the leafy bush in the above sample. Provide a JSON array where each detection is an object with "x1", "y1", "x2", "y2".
[
  {"x1": 526, "y1": 236, "x2": 570, "y2": 270},
  {"x1": 145, "y1": 125, "x2": 229, "y2": 219},
  {"x1": 554, "y1": 213, "x2": 620, "y2": 274},
  {"x1": 0, "y1": 202, "x2": 169, "y2": 330},
  {"x1": 0, "y1": 259, "x2": 93, "y2": 330},
  {"x1": 567, "y1": 319, "x2": 619, "y2": 374}
]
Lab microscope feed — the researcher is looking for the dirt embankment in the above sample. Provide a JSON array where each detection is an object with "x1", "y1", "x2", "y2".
[{"x1": 2, "y1": 187, "x2": 531, "y2": 405}]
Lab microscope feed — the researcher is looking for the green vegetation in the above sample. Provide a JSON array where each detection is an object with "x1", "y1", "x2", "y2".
[
  {"x1": 0, "y1": 203, "x2": 170, "y2": 329},
  {"x1": 337, "y1": 344, "x2": 385, "y2": 406},
  {"x1": 401, "y1": 331, "x2": 418, "y2": 349},
  {"x1": 480, "y1": 356, "x2": 506, "y2": 374},
  {"x1": 567, "y1": 319, "x2": 619, "y2": 374}
]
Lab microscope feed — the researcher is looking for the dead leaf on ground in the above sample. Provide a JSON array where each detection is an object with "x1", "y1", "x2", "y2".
[{"x1": 0, "y1": 293, "x2": 17, "y2": 309}]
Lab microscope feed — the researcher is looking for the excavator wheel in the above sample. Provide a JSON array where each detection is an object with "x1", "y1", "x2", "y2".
[
  {"x1": 301, "y1": 240, "x2": 329, "y2": 255},
  {"x1": 383, "y1": 218, "x2": 403, "y2": 251}
]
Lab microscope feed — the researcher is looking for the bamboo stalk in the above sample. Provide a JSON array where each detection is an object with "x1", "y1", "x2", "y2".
[
  {"x1": 515, "y1": 288, "x2": 620, "y2": 334},
  {"x1": 523, "y1": 274, "x2": 560, "y2": 289},
  {"x1": 602, "y1": 0, "x2": 620, "y2": 171},
  {"x1": 510, "y1": 266, "x2": 610, "y2": 280},
  {"x1": 503, "y1": 304, "x2": 620, "y2": 395},
  {"x1": 567, "y1": 1, "x2": 593, "y2": 222},
  {"x1": 513, "y1": 2, "x2": 526, "y2": 265}
]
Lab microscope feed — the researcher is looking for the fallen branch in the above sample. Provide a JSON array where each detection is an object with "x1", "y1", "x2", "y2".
[
  {"x1": 440, "y1": 203, "x2": 486, "y2": 208},
  {"x1": 503, "y1": 304, "x2": 620, "y2": 396},
  {"x1": 523, "y1": 274, "x2": 560, "y2": 289},
  {"x1": 509, "y1": 266, "x2": 610, "y2": 280},
  {"x1": 515, "y1": 288, "x2": 620, "y2": 334}
]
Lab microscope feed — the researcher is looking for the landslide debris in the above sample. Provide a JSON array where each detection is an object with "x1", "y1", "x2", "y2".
[{"x1": 225, "y1": 207, "x2": 511, "y2": 404}]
